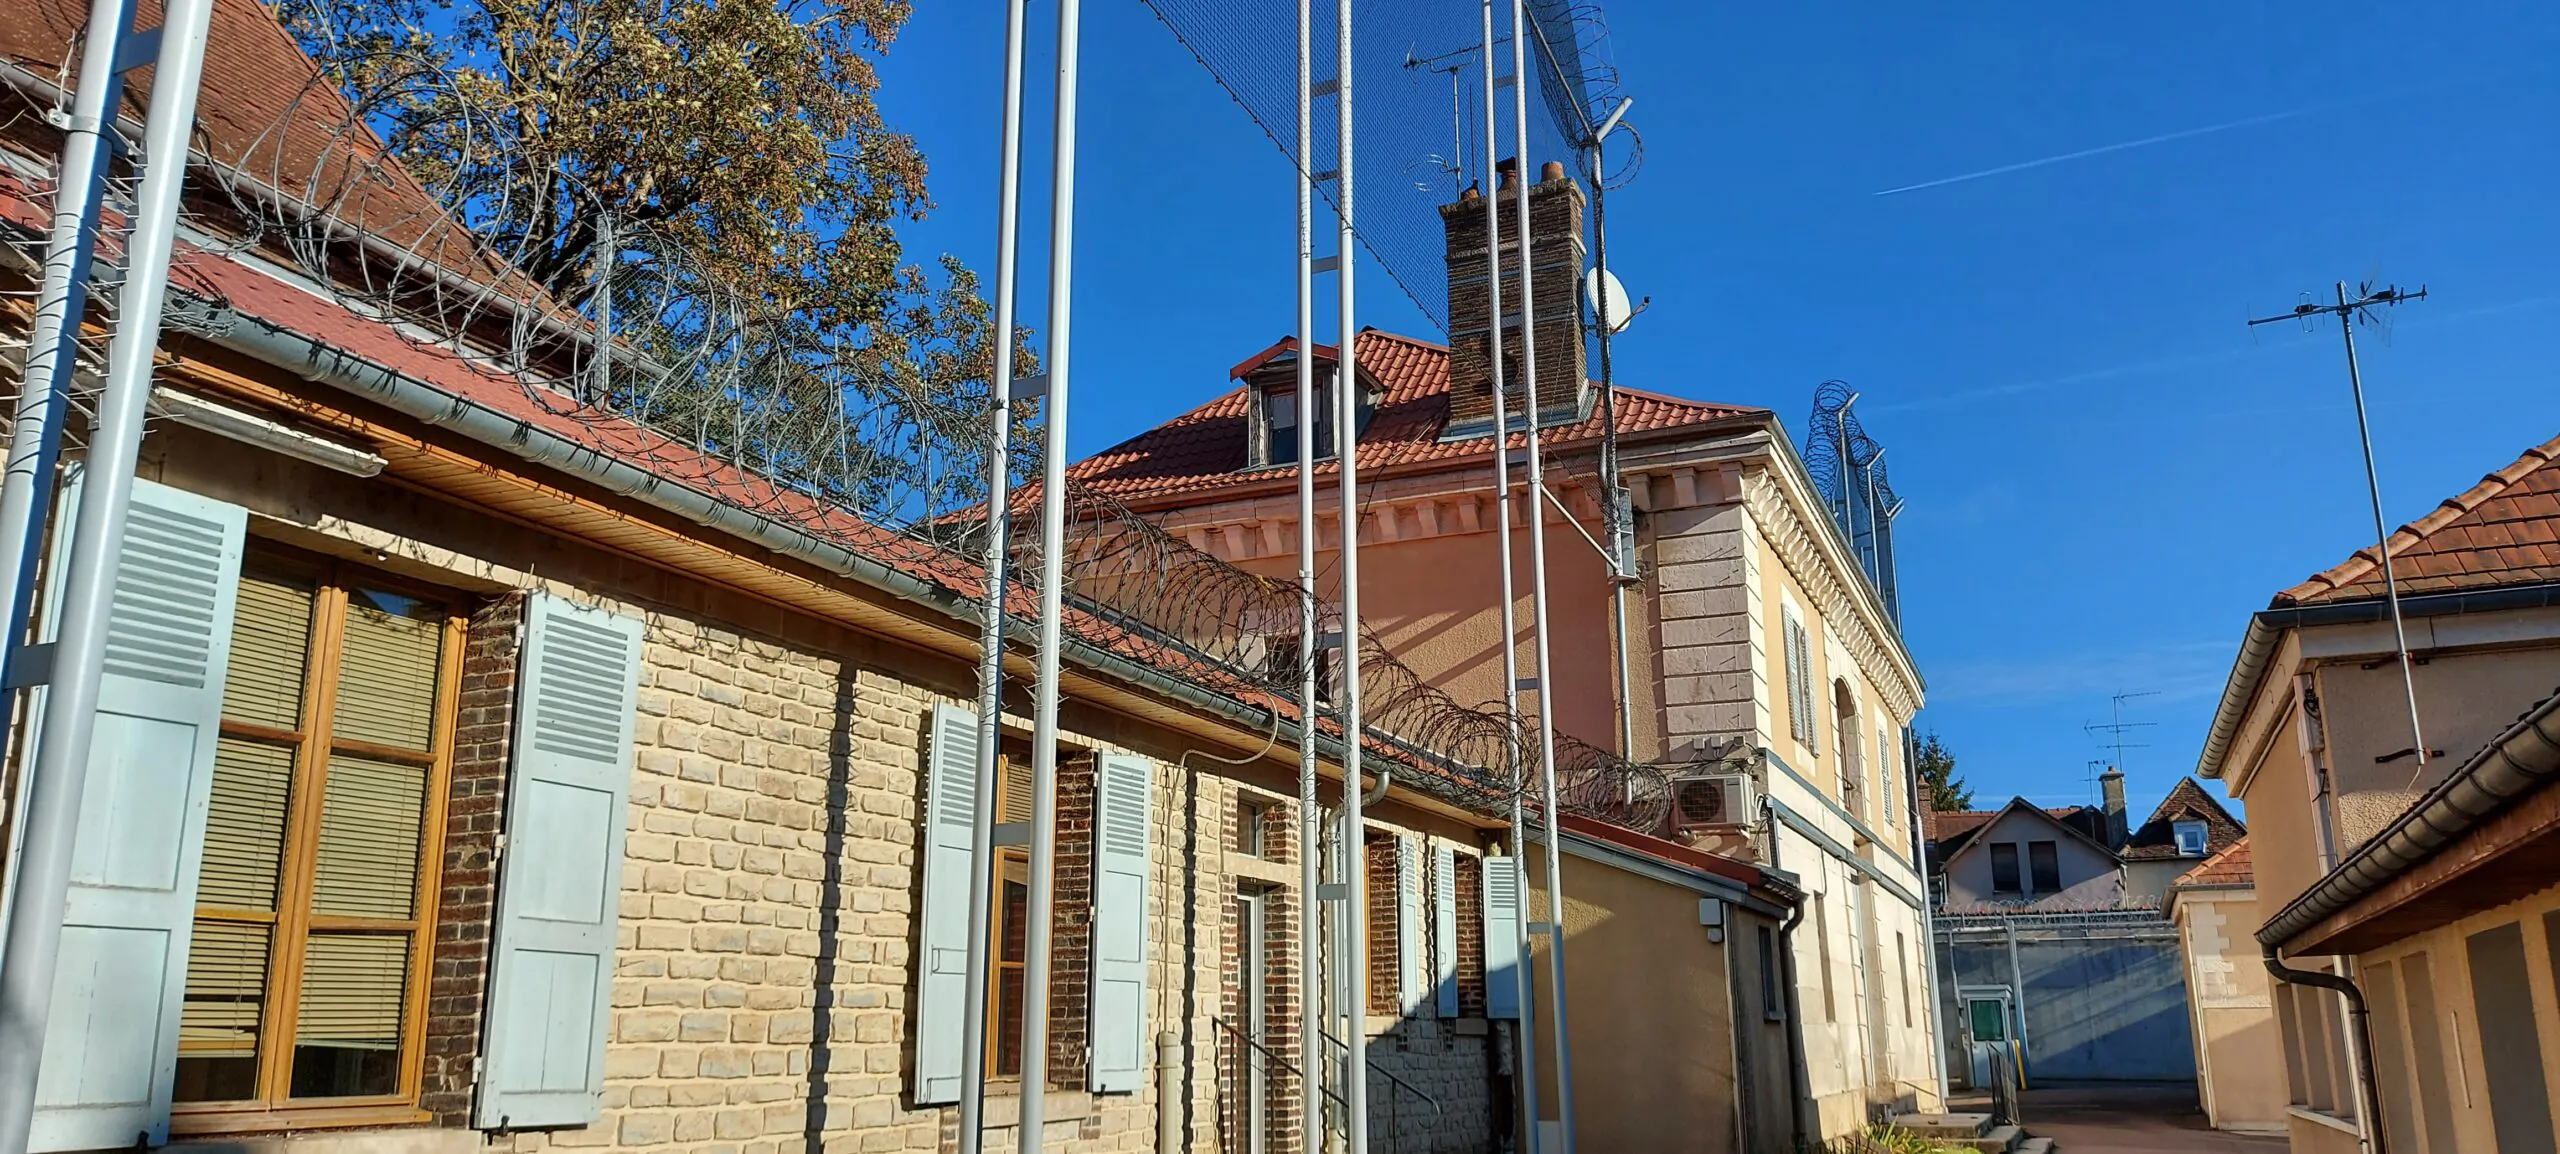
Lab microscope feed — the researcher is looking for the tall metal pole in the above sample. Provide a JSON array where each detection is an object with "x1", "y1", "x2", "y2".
[
  {"x1": 0, "y1": 0, "x2": 217, "y2": 1144},
  {"x1": 1016, "y1": 0, "x2": 1079, "y2": 1143},
  {"x1": 2333, "y1": 282, "x2": 2427, "y2": 773},
  {"x1": 1589, "y1": 129, "x2": 1635, "y2": 765},
  {"x1": 1293, "y1": 0, "x2": 1323, "y2": 1149},
  {"x1": 1477, "y1": 7, "x2": 1538, "y2": 1148},
  {"x1": 958, "y1": 3, "x2": 1031, "y2": 1147},
  {"x1": 0, "y1": 0, "x2": 138, "y2": 699},
  {"x1": 2248, "y1": 283, "x2": 2430, "y2": 775},
  {"x1": 1332, "y1": 1, "x2": 1369, "y2": 1148},
  {"x1": 1508, "y1": 1, "x2": 1576, "y2": 1146}
]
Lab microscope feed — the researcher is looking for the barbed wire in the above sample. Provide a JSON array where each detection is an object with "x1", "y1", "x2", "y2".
[{"x1": 0, "y1": 1, "x2": 1699, "y2": 832}]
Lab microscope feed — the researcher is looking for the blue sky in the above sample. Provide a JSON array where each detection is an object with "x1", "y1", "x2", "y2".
[{"x1": 874, "y1": 2, "x2": 2560, "y2": 819}]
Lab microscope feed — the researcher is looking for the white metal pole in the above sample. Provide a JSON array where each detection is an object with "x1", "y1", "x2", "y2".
[
  {"x1": 1332, "y1": 0, "x2": 1369, "y2": 1148},
  {"x1": 1017, "y1": 0, "x2": 1078, "y2": 1144},
  {"x1": 2335, "y1": 282, "x2": 2428, "y2": 774},
  {"x1": 0, "y1": 0, "x2": 216, "y2": 1144},
  {"x1": 1508, "y1": 1, "x2": 1577, "y2": 1147},
  {"x1": 959, "y1": 3, "x2": 1031, "y2": 1148},
  {"x1": 0, "y1": 0, "x2": 137, "y2": 697},
  {"x1": 1294, "y1": 0, "x2": 1324, "y2": 1148},
  {"x1": 1477, "y1": 6, "x2": 1538, "y2": 1149}
]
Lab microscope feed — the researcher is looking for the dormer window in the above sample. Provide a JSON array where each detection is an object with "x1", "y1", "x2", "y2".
[
  {"x1": 2174, "y1": 819, "x2": 2209, "y2": 857},
  {"x1": 1247, "y1": 366, "x2": 1374, "y2": 469}
]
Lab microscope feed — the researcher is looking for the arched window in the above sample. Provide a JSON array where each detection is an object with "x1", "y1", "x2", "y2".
[{"x1": 1833, "y1": 679, "x2": 1863, "y2": 806}]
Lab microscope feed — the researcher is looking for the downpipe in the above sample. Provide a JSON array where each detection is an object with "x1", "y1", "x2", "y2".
[
  {"x1": 1766, "y1": 802, "x2": 1811, "y2": 1151},
  {"x1": 2263, "y1": 945, "x2": 2383, "y2": 1154},
  {"x1": 1157, "y1": 1031, "x2": 1182, "y2": 1154}
]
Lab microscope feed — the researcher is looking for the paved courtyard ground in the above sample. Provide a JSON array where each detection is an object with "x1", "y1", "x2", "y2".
[{"x1": 2011, "y1": 1081, "x2": 2287, "y2": 1153}]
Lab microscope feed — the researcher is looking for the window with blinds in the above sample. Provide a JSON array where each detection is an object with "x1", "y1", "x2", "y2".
[
  {"x1": 172, "y1": 549, "x2": 462, "y2": 1121},
  {"x1": 990, "y1": 747, "x2": 1034, "y2": 1078}
]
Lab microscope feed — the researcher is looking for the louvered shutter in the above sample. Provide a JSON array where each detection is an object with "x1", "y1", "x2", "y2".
[
  {"x1": 911, "y1": 702, "x2": 980, "y2": 1104},
  {"x1": 1089, "y1": 753, "x2": 1153, "y2": 1092},
  {"x1": 1397, "y1": 834, "x2": 1425, "y2": 1016},
  {"x1": 1432, "y1": 846, "x2": 1460, "y2": 1017},
  {"x1": 475, "y1": 594, "x2": 643, "y2": 1130},
  {"x1": 1483, "y1": 855, "x2": 1522, "y2": 1020},
  {"x1": 24, "y1": 475, "x2": 245, "y2": 1152}
]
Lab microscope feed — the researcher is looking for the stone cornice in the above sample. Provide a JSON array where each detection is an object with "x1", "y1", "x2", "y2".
[{"x1": 1741, "y1": 466, "x2": 1923, "y2": 720}]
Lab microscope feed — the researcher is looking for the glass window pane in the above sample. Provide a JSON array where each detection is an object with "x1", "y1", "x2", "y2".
[
  {"x1": 200, "y1": 738, "x2": 295, "y2": 912},
  {"x1": 291, "y1": 933, "x2": 409, "y2": 1098},
  {"x1": 996, "y1": 968, "x2": 1025, "y2": 1077},
  {"x1": 310, "y1": 754, "x2": 428, "y2": 920},
  {"x1": 175, "y1": 920, "x2": 269, "y2": 1102},
  {"x1": 223, "y1": 569, "x2": 314, "y2": 729},
  {"x1": 1000, "y1": 868, "x2": 1028, "y2": 963},
  {"x1": 331, "y1": 590, "x2": 443, "y2": 750}
]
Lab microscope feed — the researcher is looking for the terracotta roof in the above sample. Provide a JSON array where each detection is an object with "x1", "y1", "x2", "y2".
[
  {"x1": 2121, "y1": 777, "x2": 2247, "y2": 862},
  {"x1": 2278, "y1": 435, "x2": 2560, "y2": 606},
  {"x1": 4, "y1": 0, "x2": 556, "y2": 303},
  {"x1": 1561, "y1": 813, "x2": 1775, "y2": 893},
  {"x1": 1064, "y1": 332, "x2": 1762, "y2": 505},
  {"x1": 2172, "y1": 836, "x2": 2253, "y2": 889}
]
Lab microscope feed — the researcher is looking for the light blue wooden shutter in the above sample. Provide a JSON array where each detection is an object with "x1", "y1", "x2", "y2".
[
  {"x1": 1089, "y1": 753, "x2": 1153, "y2": 1092},
  {"x1": 1483, "y1": 855, "x2": 1522, "y2": 1020},
  {"x1": 1433, "y1": 846, "x2": 1460, "y2": 1018},
  {"x1": 912, "y1": 702, "x2": 981, "y2": 1104},
  {"x1": 26, "y1": 476, "x2": 245, "y2": 1152},
  {"x1": 1397, "y1": 833, "x2": 1424, "y2": 1017},
  {"x1": 475, "y1": 594, "x2": 643, "y2": 1130}
]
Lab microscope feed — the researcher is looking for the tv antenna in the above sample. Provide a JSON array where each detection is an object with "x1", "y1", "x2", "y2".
[
  {"x1": 2083, "y1": 690, "x2": 2159, "y2": 775},
  {"x1": 2249, "y1": 280, "x2": 2432, "y2": 780}
]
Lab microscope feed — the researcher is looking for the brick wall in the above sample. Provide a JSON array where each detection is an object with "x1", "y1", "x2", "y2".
[
  {"x1": 1367, "y1": 832, "x2": 1401, "y2": 1017},
  {"x1": 422, "y1": 591, "x2": 524, "y2": 1124},
  {"x1": 1454, "y1": 853, "x2": 1486, "y2": 1019},
  {"x1": 1439, "y1": 166, "x2": 1589, "y2": 432}
]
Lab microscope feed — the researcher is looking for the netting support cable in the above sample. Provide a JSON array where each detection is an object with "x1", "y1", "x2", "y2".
[
  {"x1": 0, "y1": 0, "x2": 136, "y2": 719},
  {"x1": 1292, "y1": 0, "x2": 1325, "y2": 1146},
  {"x1": 0, "y1": 0, "x2": 217, "y2": 1144},
  {"x1": 956, "y1": 1, "x2": 1031, "y2": 1149},
  {"x1": 1332, "y1": 0, "x2": 1372, "y2": 1145},
  {"x1": 1478, "y1": 3, "x2": 1539, "y2": 1149},
  {"x1": 1510, "y1": 0, "x2": 1578, "y2": 1146},
  {"x1": 1018, "y1": 0, "x2": 1080, "y2": 1142}
]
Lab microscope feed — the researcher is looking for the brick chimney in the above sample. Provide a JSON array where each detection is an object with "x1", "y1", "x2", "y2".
[
  {"x1": 2100, "y1": 766, "x2": 2128, "y2": 849},
  {"x1": 1439, "y1": 158, "x2": 1588, "y2": 437}
]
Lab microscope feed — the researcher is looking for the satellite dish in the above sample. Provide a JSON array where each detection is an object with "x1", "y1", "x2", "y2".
[{"x1": 1584, "y1": 267, "x2": 1634, "y2": 335}]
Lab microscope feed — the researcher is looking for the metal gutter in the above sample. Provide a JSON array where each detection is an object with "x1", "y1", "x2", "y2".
[
  {"x1": 195, "y1": 304, "x2": 1374, "y2": 778},
  {"x1": 2258, "y1": 681, "x2": 2560, "y2": 951},
  {"x1": 2196, "y1": 583, "x2": 2560, "y2": 780}
]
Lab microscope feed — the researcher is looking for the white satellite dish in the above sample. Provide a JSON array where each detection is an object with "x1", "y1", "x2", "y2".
[{"x1": 1584, "y1": 267, "x2": 1635, "y2": 335}]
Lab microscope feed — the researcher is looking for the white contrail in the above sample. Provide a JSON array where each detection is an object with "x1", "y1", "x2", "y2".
[{"x1": 1873, "y1": 107, "x2": 2312, "y2": 196}]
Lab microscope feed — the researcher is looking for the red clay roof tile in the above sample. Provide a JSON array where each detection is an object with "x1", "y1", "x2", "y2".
[
  {"x1": 2279, "y1": 435, "x2": 2560, "y2": 606},
  {"x1": 1067, "y1": 331, "x2": 1761, "y2": 505},
  {"x1": 2172, "y1": 836, "x2": 2253, "y2": 888}
]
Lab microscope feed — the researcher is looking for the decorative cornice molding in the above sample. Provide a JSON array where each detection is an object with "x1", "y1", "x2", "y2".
[{"x1": 1743, "y1": 467, "x2": 1923, "y2": 719}]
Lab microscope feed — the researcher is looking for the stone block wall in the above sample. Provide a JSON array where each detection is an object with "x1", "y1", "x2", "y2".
[{"x1": 1649, "y1": 493, "x2": 1759, "y2": 763}]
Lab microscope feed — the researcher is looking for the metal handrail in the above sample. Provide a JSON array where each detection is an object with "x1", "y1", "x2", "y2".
[
  {"x1": 1320, "y1": 1027, "x2": 1444, "y2": 1115},
  {"x1": 1212, "y1": 1016, "x2": 1347, "y2": 1110}
]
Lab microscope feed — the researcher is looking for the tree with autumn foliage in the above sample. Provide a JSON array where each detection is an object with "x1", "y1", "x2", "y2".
[{"x1": 272, "y1": 0, "x2": 1032, "y2": 516}]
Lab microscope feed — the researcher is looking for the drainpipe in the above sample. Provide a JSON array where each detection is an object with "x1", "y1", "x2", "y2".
[
  {"x1": 1765, "y1": 802, "x2": 1812, "y2": 1150},
  {"x1": 2263, "y1": 946, "x2": 2383, "y2": 1154},
  {"x1": 1156, "y1": 1031, "x2": 1183, "y2": 1154}
]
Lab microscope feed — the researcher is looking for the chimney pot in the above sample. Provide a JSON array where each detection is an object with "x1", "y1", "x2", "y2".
[{"x1": 1540, "y1": 160, "x2": 1566, "y2": 182}]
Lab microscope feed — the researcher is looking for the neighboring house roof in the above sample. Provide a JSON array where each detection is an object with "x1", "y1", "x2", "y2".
[
  {"x1": 2277, "y1": 434, "x2": 2560, "y2": 606},
  {"x1": 1063, "y1": 333, "x2": 1762, "y2": 505},
  {"x1": 2121, "y1": 777, "x2": 2247, "y2": 862},
  {"x1": 2171, "y1": 836, "x2": 2253, "y2": 890},
  {"x1": 1934, "y1": 796, "x2": 2121, "y2": 873},
  {"x1": 1927, "y1": 803, "x2": 2106, "y2": 868}
]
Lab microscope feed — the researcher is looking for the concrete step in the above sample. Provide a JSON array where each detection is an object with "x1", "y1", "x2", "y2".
[
  {"x1": 1890, "y1": 1111, "x2": 1992, "y2": 1139},
  {"x1": 1952, "y1": 1123, "x2": 2024, "y2": 1153},
  {"x1": 2014, "y1": 1138, "x2": 2055, "y2": 1154}
]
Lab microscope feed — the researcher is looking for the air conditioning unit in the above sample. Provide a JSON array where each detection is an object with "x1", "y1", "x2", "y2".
[{"x1": 1672, "y1": 774, "x2": 1756, "y2": 832}]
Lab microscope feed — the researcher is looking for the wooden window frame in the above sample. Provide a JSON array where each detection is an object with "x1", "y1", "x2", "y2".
[{"x1": 173, "y1": 544, "x2": 465, "y2": 1134}]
